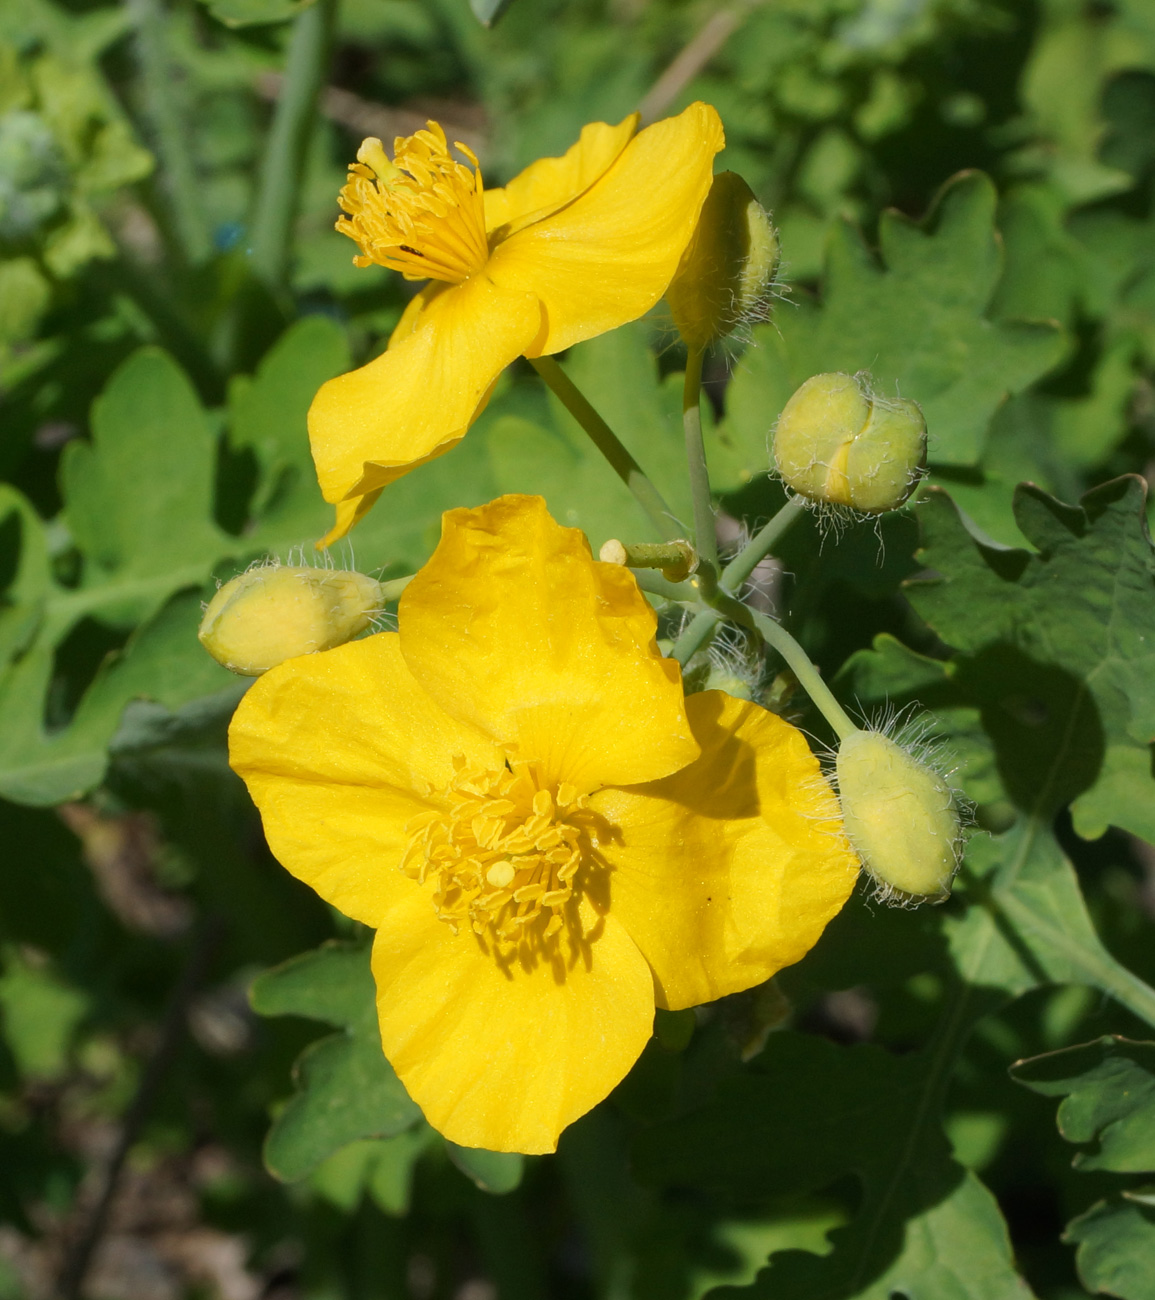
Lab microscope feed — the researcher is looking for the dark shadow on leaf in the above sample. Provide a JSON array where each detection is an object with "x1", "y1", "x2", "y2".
[{"x1": 952, "y1": 646, "x2": 1104, "y2": 816}]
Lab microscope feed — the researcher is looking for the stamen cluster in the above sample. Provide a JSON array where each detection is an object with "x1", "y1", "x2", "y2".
[
  {"x1": 402, "y1": 756, "x2": 589, "y2": 946},
  {"x1": 336, "y1": 123, "x2": 489, "y2": 283}
]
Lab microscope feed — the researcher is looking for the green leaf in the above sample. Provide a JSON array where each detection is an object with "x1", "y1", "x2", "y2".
[
  {"x1": 1011, "y1": 1037, "x2": 1155, "y2": 1174},
  {"x1": 1065, "y1": 1197, "x2": 1155, "y2": 1300},
  {"x1": 633, "y1": 1031, "x2": 1034, "y2": 1300},
  {"x1": 61, "y1": 348, "x2": 227, "y2": 625},
  {"x1": 249, "y1": 940, "x2": 422, "y2": 1182},
  {"x1": 195, "y1": 0, "x2": 312, "y2": 28},
  {"x1": 469, "y1": 0, "x2": 516, "y2": 27},
  {"x1": 1013, "y1": 1038, "x2": 1155, "y2": 1299},
  {"x1": 228, "y1": 314, "x2": 351, "y2": 541},
  {"x1": 716, "y1": 172, "x2": 1066, "y2": 485},
  {"x1": 0, "y1": 946, "x2": 88, "y2": 1080},
  {"x1": 907, "y1": 478, "x2": 1155, "y2": 843},
  {"x1": 946, "y1": 826, "x2": 1155, "y2": 1031},
  {"x1": 0, "y1": 347, "x2": 243, "y2": 805},
  {"x1": 446, "y1": 1142, "x2": 525, "y2": 1195}
]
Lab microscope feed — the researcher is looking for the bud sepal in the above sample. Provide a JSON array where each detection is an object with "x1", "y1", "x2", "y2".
[
  {"x1": 198, "y1": 562, "x2": 386, "y2": 677},
  {"x1": 835, "y1": 725, "x2": 964, "y2": 904},
  {"x1": 774, "y1": 371, "x2": 927, "y2": 515}
]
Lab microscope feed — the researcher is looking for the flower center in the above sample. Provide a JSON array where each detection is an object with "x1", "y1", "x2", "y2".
[
  {"x1": 402, "y1": 757, "x2": 589, "y2": 946},
  {"x1": 335, "y1": 123, "x2": 490, "y2": 284}
]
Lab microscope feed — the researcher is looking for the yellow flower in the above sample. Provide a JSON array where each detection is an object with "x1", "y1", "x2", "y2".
[
  {"x1": 309, "y1": 105, "x2": 725, "y2": 545},
  {"x1": 229, "y1": 496, "x2": 858, "y2": 1153}
]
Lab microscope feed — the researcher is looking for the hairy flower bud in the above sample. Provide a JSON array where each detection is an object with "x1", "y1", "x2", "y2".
[
  {"x1": 774, "y1": 372, "x2": 926, "y2": 513},
  {"x1": 667, "y1": 171, "x2": 779, "y2": 350},
  {"x1": 199, "y1": 565, "x2": 383, "y2": 676},
  {"x1": 836, "y1": 730, "x2": 961, "y2": 902}
]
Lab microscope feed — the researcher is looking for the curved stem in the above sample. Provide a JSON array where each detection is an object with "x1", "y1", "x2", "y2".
[
  {"x1": 249, "y1": 0, "x2": 337, "y2": 290},
  {"x1": 671, "y1": 608, "x2": 719, "y2": 666},
  {"x1": 529, "y1": 356, "x2": 683, "y2": 542},
  {"x1": 682, "y1": 346, "x2": 718, "y2": 571},
  {"x1": 669, "y1": 496, "x2": 807, "y2": 665},
  {"x1": 723, "y1": 495, "x2": 807, "y2": 591},
  {"x1": 710, "y1": 591, "x2": 858, "y2": 741}
]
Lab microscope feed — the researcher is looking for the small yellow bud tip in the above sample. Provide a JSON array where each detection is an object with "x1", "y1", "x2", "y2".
[
  {"x1": 774, "y1": 372, "x2": 927, "y2": 514},
  {"x1": 198, "y1": 565, "x2": 383, "y2": 677},
  {"x1": 599, "y1": 539, "x2": 629, "y2": 566},
  {"x1": 667, "y1": 171, "x2": 779, "y2": 350},
  {"x1": 836, "y1": 731, "x2": 961, "y2": 903}
]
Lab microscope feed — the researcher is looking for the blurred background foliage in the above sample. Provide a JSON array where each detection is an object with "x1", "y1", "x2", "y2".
[{"x1": 1, "y1": 0, "x2": 1154, "y2": 1297}]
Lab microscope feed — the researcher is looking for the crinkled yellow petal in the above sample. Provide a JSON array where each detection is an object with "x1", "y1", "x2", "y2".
[
  {"x1": 308, "y1": 274, "x2": 543, "y2": 506},
  {"x1": 371, "y1": 895, "x2": 653, "y2": 1153},
  {"x1": 228, "y1": 633, "x2": 502, "y2": 927},
  {"x1": 487, "y1": 101, "x2": 724, "y2": 356},
  {"x1": 483, "y1": 113, "x2": 638, "y2": 235},
  {"x1": 592, "y1": 691, "x2": 860, "y2": 1011},
  {"x1": 398, "y1": 494, "x2": 698, "y2": 792}
]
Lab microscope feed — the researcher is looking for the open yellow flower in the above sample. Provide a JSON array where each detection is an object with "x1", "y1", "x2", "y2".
[
  {"x1": 308, "y1": 104, "x2": 725, "y2": 544},
  {"x1": 229, "y1": 496, "x2": 858, "y2": 1153}
]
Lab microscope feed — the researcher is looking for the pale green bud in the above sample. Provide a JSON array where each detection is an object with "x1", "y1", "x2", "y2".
[
  {"x1": 667, "y1": 171, "x2": 779, "y2": 351},
  {"x1": 198, "y1": 564, "x2": 383, "y2": 676},
  {"x1": 836, "y1": 730, "x2": 961, "y2": 903},
  {"x1": 774, "y1": 372, "x2": 926, "y2": 513}
]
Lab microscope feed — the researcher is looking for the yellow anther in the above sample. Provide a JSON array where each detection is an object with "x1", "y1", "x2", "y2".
[
  {"x1": 401, "y1": 757, "x2": 592, "y2": 949},
  {"x1": 337, "y1": 121, "x2": 489, "y2": 283}
]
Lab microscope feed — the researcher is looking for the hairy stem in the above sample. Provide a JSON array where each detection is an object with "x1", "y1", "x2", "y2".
[
  {"x1": 529, "y1": 356, "x2": 682, "y2": 542},
  {"x1": 249, "y1": 0, "x2": 337, "y2": 290}
]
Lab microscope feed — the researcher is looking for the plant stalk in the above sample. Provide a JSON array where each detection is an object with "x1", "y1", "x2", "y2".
[
  {"x1": 682, "y1": 345, "x2": 718, "y2": 571},
  {"x1": 248, "y1": 0, "x2": 337, "y2": 291},
  {"x1": 130, "y1": 0, "x2": 212, "y2": 265},
  {"x1": 670, "y1": 495, "x2": 806, "y2": 665},
  {"x1": 529, "y1": 356, "x2": 682, "y2": 542},
  {"x1": 709, "y1": 590, "x2": 858, "y2": 740}
]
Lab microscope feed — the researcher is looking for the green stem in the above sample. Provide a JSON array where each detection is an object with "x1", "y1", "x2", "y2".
[
  {"x1": 602, "y1": 539, "x2": 696, "y2": 581},
  {"x1": 630, "y1": 569, "x2": 701, "y2": 605},
  {"x1": 670, "y1": 496, "x2": 806, "y2": 665},
  {"x1": 379, "y1": 575, "x2": 414, "y2": 602},
  {"x1": 529, "y1": 356, "x2": 682, "y2": 542},
  {"x1": 248, "y1": 0, "x2": 337, "y2": 290},
  {"x1": 723, "y1": 496, "x2": 807, "y2": 591},
  {"x1": 671, "y1": 609, "x2": 719, "y2": 666},
  {"x1": 130, "y1": 0, "x2": 212, "y2": 265},
  {"x1": 682, "y1": 346, "x2": 718, "y2": 570},
  {"x1": 713, "y1": 592, "x2": 858, "y2": 741}
]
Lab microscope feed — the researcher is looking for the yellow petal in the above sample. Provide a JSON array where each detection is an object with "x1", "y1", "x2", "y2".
[
  {"x1": 228, "y1": 633, "x2": 503, "y2": 926},
  {"x1": 592, "y1": 691, "x2": 859, "y2": 1010},
  {"x1": 388, "y1": 281, "x2": 448, "y2": 348},
  {"x1": 398, "y1": 495, "x2": 699, "y2": 792},
  {"x1": 319, "y1": 489, "x2": 383, "y2": 549},
  {"x1": 371, "y1": 895, "x2": 654, "y2": 1153},
  {"x1": 483, "y1": 113, "x2": 639, "y2": 235},
  {"x1": 308, "y1": 275, "x2": 543, "y2": 506},
  {"x1": 487, "y1": 102, "x2": 724, "y2": 356}
]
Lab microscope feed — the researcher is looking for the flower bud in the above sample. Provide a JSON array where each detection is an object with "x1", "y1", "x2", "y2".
[
  {"x1": 667, "y1": 171, "x2": 779, "y2": 350},
  {"x1": 835, "y1": 730, "x2": 961, "y2": 902},
  {"x1": 199, "y1": 565, "x2": 383, "y2": 676},
  {"x1": 774, "y1": 372, "x2": 926, "y2": 513}
]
